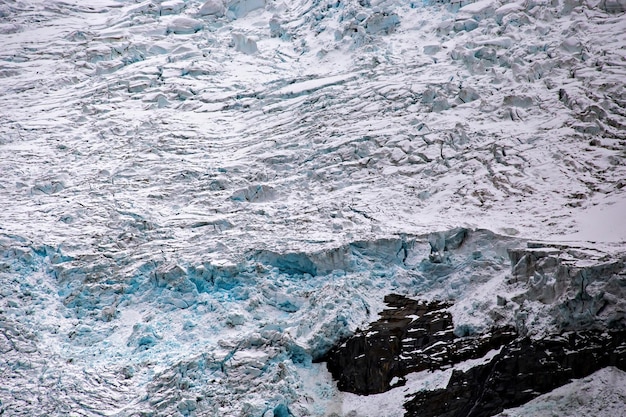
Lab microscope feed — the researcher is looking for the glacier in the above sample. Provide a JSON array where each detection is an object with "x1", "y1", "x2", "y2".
[{"x1": 0, "y1": 0, "x2": 625, "y2": 416}]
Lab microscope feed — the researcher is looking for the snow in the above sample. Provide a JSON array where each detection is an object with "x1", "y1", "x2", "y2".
[
  {"x1": 495, "y1": 367, "x2": 626, "y2": 417},
  {"x1": 199, "y1": 0, "x2": 226, "y2": 17},
  {"x1": 340, "y1": 347, "x2": 503, "y2": 417},
  {"x1": 0, "y1": 0, "x2": 625, "y2": 415},
  {"x1": 458, "y1": 0, "x2": 498, "y2": 19},
  {"x1": 271, "y1": 74, "x2": 357, "y2": 98},
  {"x1": 340, "y1": 367, "x2": 454, "y2": 417},
  {"x1": 559, "y1": 196, "x2": 626, "y2": 243}
]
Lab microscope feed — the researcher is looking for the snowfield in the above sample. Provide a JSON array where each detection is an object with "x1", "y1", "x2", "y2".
[{"x1": 0, "y1": 0, "x2": 625, "y2": 416}]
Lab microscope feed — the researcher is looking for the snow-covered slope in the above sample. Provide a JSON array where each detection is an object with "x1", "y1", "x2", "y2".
[
  {"x1": 495, "y1": 366, "x2": 626, "y2": 417},
  {"x1": 0, "y1": 0, "x2": 625, "y2": 416}
]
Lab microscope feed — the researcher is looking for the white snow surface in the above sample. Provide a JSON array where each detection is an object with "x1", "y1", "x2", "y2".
[
  {"x1": 0, "y1": 0, "x2": 625, "y2": 416},
  {"x1": 495, "y1": 366, "x2": 626, "y2": 417}
]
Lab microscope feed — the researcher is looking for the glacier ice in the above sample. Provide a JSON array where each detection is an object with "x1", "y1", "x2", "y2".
[
  {"x1": 199, "y1": 0, "x2": 226, "y2": 17},
  {"x1": 0, "y1": 0, "x2": 625, "y2": 415}
]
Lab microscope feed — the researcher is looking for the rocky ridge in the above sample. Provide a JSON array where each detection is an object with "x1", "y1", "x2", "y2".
[{"x1": 323, "y1": 233, "x2": 626, "y2": 416}]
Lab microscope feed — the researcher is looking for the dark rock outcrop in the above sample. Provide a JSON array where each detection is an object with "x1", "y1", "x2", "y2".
[
  {"x1": 404, "y1": 330, "x2": 626, "y2": 417},
  {"x1": 322, "y1": 239, "x2": 626, "y2": 414},
  {"x1": 321, "y1": 294, "x2": 516, "y2": 395},
  {"x1": 323, "y1": 291, "x2": 626, "y2": 417}
]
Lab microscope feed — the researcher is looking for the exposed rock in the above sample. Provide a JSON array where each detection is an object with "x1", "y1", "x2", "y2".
[
  {"x1": 322, "y1": 294, "x2": 516, "y2": 394},
  {"x1": 324, "y1": 241, "x2": 626, "y2": 412},
  {"x1": 404, "y1": 330, "x2": 626, "y2": 417}
]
